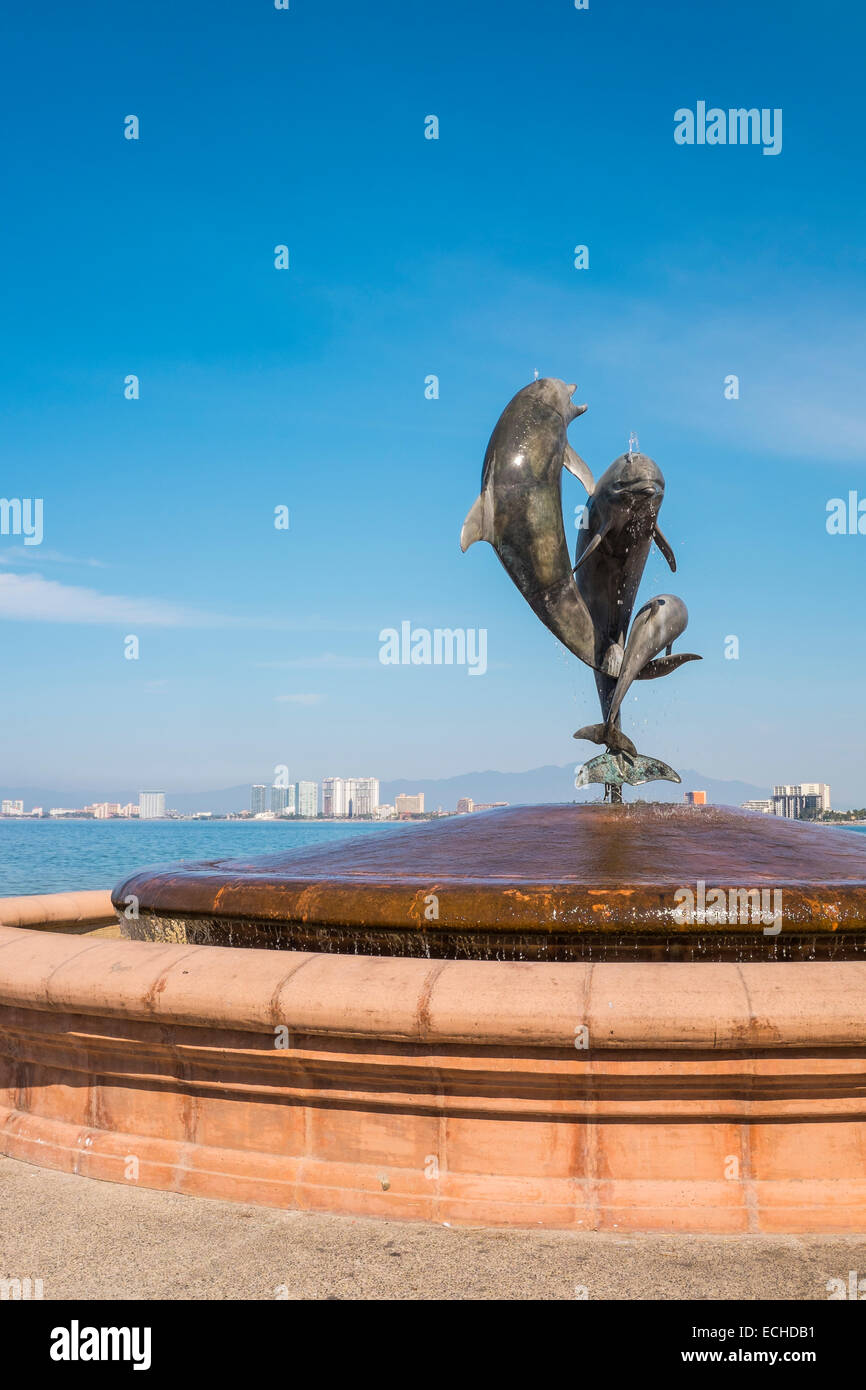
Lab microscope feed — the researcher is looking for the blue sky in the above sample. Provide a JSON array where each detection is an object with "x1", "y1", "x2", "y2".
[{"x1": 1, "y1": 0, "x2": 865, "y2": 802}]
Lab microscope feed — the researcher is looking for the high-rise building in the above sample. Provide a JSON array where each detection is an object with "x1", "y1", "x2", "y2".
[
  {"x1": 684, "y1": 791, "x2": 707, "y2": 806},
  {"x1": 138, "y1": 792, "x2": 166, "y2": 820},
  {"x1": 456, "y1": 797, "x2": 474, "y2": 814},
  {"x1": 346, "y1": 777, "x2": 379, "y2": 817},
  {"x1": 250, "y1": 784, "x2": 268, "y2": 815},
  {"x1": 296, "y1": 781, "x2": 318, "y2": 818},
  {"x1": 772, "y1": 783, "x2": 831, "y2": 819},
  {"x1": 1, "y1": 799, "x2": 24, "y2": 816},
  {"x1": 322, "y1": 777, "x2": 380, "y2": 817},
  {"x1": 395, "y1": 793, "x2": 424, "y2": 816},
  {"x1": 271, "y1": 783, "x2": 296, "y2": 815},
  {"x1": 322, "y1": 777, "x2": 348, "y2": 817}
]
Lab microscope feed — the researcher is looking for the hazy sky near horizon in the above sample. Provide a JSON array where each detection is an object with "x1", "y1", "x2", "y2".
[{"x1": 2, "y1": 0, "x2": 865, "y2": 802}]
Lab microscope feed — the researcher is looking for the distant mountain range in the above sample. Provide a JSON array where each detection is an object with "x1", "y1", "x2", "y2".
[
  {"x1": 3, "y1": 766, "x2": 770, "y2": 815},
  {"x1": 381, "y1": 766, "x2": 769, "y2": 809}
]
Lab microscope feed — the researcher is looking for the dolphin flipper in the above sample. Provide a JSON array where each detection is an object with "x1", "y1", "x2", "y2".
[
  {"x1": 563, "y1": 444, "x2": 595, "y2": 495},
  {"x1": 653, "y1": 525, "x2": 677, "y2": 572},
  {"x1": 460, "y1": 494, "x2": 489, "y2": 552},
  {"x1": 636, "y1": 652, "x2": 702, "y2": 680},
  {"x1": 573, "y1": 527, "x2": 606, "y2": 572}
]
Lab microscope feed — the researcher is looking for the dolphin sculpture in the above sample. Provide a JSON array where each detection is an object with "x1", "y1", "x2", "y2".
[
  {"x1": 460, "y1": 378, "x2": 599, "y2": 671},
  {"x1": 461, "y1": 378, "x2": 700, "y2": 794},
  {"x1": 571, "y1": 450, "x2": 700, "y2": 783}
]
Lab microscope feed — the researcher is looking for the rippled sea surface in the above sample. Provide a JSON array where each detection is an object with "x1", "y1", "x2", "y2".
[{"x1": 0, "y1": 819, "x2": 408, "y2": 897}]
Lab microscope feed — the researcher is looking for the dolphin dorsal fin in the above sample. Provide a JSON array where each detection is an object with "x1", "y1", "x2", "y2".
[
  {"x1": 460, "y1": 494, "x2": 489, "y2": 552},
  {"x1": 653, "y1": 525, "x2": 677, "y2": 572},
  {"x1": 563, "y1": 445, "x2": 594, "y2": 494}
]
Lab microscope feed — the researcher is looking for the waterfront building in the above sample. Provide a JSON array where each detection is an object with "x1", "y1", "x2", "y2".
[
  {"x1": 271, "y1": 783, "x2": 296, "y2": 816},
  {"x1": 772, "y1": 783, "x2": 831, "y2": 819},
  {"x1": 346, "y1": 777, "x2": 379, "y2": 817},
  {"x1": 395, "y1": 793, "x2": 424, "y2": 816},
  {"x1": 474, "y1": 802, "x2": 509, "y2": 811},
  {"x1": 741, "y1": 799, "x2": 773, "y2": 814},
  {"x1": 250, "y1": 784, "x2": 268, "y2": 815},
  {"x1": 1, "y1": 799, "x2": 24, "y2": 816},
  {"x1": 322, "y1": 777, "x2": 380, "y2": 817},
  {"x1": 322, "y1": 777, "x2": 347, "y2": 817},
  {"x1": 684, "y1": 791, "x2": 707, "y2": 806},
  {"x1": 138, "y1": 791, "x2": 166, "y2": 820},
  {"x1": 374, "y1": 803, "x2": 395, "y2": 820},
  {"x1": 296, "y1": 781, "x2": 318, "y2": 818},
  {"x1": 456, "y1": 797, "x2": 474, "y2": 814}
]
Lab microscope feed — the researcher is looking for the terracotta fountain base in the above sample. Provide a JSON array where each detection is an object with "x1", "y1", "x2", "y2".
[{"x1": 0, "y1": 806, "x2": 865, "y2": 1230}]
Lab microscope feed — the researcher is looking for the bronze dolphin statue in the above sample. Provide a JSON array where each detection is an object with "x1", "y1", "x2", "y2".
[
  {"x1": 460, "y1": 377, "x2": 600, "y2": 671},
  {"x1": 572, "y1": 450, "x2": 700, "y2": 762},
  {"x1": 461, "y1": 379, "x2": 700, "y2": 791}
]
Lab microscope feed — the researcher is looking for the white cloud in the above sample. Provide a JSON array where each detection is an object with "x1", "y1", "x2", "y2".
[
  {"x1": 0, "y1": 572, "x2": 225, "y2": 626},
  {"x1": 0, "y1": 547, "x2": 108, "y2": 569}
]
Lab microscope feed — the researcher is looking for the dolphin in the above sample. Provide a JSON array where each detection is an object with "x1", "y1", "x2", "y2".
[
  {"x1": 572, "y1": 450, "x2": 678, "y2": 679},
  {"x1": 574, "y1": 594, "x2": 699, "y2": 758},
  {"x1": 460, "y1": 378, "x2": 600, "y2": 670},
  {"x1": 571, "y1": 451, "x2": 701, "y2": 770}
]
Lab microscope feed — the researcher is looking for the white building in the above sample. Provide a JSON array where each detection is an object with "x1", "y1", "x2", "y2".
[
  {"x1": 741, "y1": 799, "x2": 773, "y2": 814},
  {"x1": 271, "y1": 783, "x2": 296, "y2": 816},
  {"x1": 296, "y1": 781, "x2": 318, "y2": 817},
  {"x1": 250, "y1": 784, "x2": 268, "y2": 815},
  {"x1": 395, "y1": 793, "x2": 424, "y2": 816},
  {"x1": 322, "y1": 777, "x2": 379, "y2": 817},
  {"x1": 347, "y1": 777, "x2": 379, "y2": 817},
  {"x1": 772, "y1": 783, "x2": 831, "y2": 819},
  {"x1": 1, "y1": 799, "x2": 24, "y2": 816},
  {"x1": 322, "y1": 777, "x2": 347, "y2": 817},
  {"x1": 139, "y1": 791, "x2": 166, "y2": 820}
]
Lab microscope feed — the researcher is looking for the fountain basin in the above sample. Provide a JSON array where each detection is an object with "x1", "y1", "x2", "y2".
[
  {"x1": 3, "y1": 806, "x2": 866, "y2": 1230},
  {"x1": 1, "y1": 917, "x2": 866, "y2": 1230},
  {"x1": 112, "y1": 804, "x2": 866, "y2": 961}
]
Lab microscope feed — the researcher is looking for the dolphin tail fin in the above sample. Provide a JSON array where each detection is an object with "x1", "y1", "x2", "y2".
[
  {"x1": 636, "y1": 652, "x2": 702, "y2": 680},
  {"x1": 575, "y1": 751, "x2": 682, "y2": 789},
  {"x1": 573, "y1": 722, "x2": 637, "y2": 758},
  {"x1": 460, "y1": 494, "x2": 490, "y2": 552}
]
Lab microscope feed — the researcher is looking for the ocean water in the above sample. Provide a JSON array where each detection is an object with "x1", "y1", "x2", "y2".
[
  {"x1": 0, "y1": 819, "x2": 408, "y2": 897},
  {"x1": 1, "y1": 817, "x2": 863, "y2": 900}
]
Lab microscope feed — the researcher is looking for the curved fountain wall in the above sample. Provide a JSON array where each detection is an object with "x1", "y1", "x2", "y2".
[{"x1": 2, "y1": 913, "x2": 866, "y2": 1230}]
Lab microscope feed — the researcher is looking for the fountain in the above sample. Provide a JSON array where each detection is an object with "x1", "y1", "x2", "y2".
[{"x1": 2, "y1": 378, "x2": 866, "y2": 1231}]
